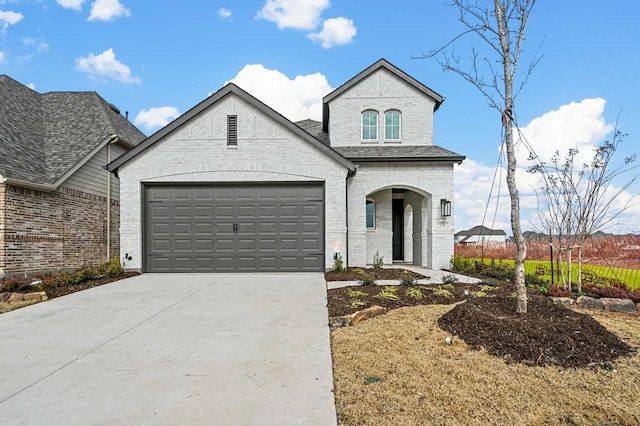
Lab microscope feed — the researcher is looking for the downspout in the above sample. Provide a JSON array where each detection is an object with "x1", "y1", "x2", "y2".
[{"x1": 106, "y1": 142, "x2": 111, "y2": 260}]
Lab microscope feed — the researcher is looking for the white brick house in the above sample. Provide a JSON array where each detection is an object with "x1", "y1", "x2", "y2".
[{"x1": 108, "y1": 59, "x2": 464, "y2": 272}]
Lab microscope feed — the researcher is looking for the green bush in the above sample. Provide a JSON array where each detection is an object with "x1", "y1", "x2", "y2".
[
  {"x1": 372, "y1": 250, "x2": 384, "y2": 269},
  {"x1": 354, "y1": 268, "x2": 376, "y2": 286},
  {"x1": 441, "y1": 274, "x2": 459, "y2": 285},
  {"x1": 99, "y1": 256, "x2": 124, "y2": 278},
  {"x1": 450, "y1": 255, "x2": 475, "y2": 273},
  {"x1": 399, "y1": 271, "x2": 417, "y2": 286},
  {"x1": 333, "y1": 254, "x2": 345, "y2": 272}
]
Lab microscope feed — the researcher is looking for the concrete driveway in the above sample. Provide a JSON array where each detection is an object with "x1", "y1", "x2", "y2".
[{"x1": 0, "y1": 274, "x2": 336, "y2": 425}]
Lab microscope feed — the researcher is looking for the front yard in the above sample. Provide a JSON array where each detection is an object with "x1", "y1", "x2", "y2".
[
  {"x1": 331, "y1": 303, "x2": 640, "y2": 425},
  {"x1": 327, "y1": 267, "x2": 640, "y2": 425}
]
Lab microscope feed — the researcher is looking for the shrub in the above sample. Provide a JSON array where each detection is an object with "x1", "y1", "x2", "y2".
[
  {"x1": 354, "y1": 269, "x2": 376, "y2": 286},
  {"x1": 333, "y1": 253, "x2": 345, "y2": 272},
  {"x1": 372, "y1": 251, "x2": 384, "y2": 269},
  {"x1": 525, "y1": 274, "x2": 547, "y2": 287},
  {"x1": 441, "y1": 274, "x2": 459, "y2": 285},
  {"x1": 350, "y1": 300, "x2": 367, "y2": 309},
  {"x1": 433, "y1": 287, "x2": 453, "y2": 298},
  {"x1": 348, "y1": 289, "x2": 368, "y2": 298},
  {"x1": 405, "y1": 287, "x2": 423, "y2": 300},
  {"x1": 375, "y1": 286, "x2": 399, "y2": 300},
  {"x1": 547, "y1": 284, "x2": 571, "y2": 298},
  {"x1": 0, "y1": 277, "x2": 31, "y2": 292},
  {"x1": 99, "y1": 256, "x2": 124, "y2": 278},
  {"x1": 450, "y1": 255, "x2": 474, "y2": 273},
  {"x1": 399, "y1": 271, "x2": 417, "y2": 286}
]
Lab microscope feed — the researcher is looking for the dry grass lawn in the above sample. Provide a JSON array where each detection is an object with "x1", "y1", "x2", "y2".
[
  {"x1": 0, "y1": 300, "x2": 40, "y2": 314},
  {"x1": 331, "y1": 305, "x2": 640, "y2": 425}
]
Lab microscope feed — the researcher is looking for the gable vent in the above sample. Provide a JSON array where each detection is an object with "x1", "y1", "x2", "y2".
[{"x1": 227, "y1": 115, "x2": 238, "y2": 146}]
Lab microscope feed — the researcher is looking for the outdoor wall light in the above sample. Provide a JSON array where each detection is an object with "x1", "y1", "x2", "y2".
[
  {"x1": 440, "y1": 199, "x2": 452, "y2": 217},
  {"x1": 333, "y1": 251, "x2": 341, "y2": 260}
]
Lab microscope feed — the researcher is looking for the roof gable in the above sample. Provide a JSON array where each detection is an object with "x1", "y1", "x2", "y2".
[
  {"x1": 108, "y1": 83, "x2": 355, "y2": 173},
  {"x1": 322, "y1": 59, "x2": 445, "y2": 131},
  {"x1": 0, "y1": 75, "x2": 145, "y2": 186}
]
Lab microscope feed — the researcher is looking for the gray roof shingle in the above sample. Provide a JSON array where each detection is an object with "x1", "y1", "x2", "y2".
[
  {"x1": 455, "y1": 225, "x2": 507, "y2": 237},
  {"x1": 333, "y1": 145, "x2": 465, "y2": 163},
  {"x1": 0, "y1": 75, "x2": 145, "y2": 185},
  {"x1": 294, "y1": 119, "x2": 330, "y2": 146}
]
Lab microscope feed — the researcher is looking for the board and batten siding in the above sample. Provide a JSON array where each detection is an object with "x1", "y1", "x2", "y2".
[{"x1": 62, "y1": 144, "x2": 127, "y2": 200}]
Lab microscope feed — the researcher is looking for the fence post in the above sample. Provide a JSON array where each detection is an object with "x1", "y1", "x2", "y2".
[{"x1": 550, "y1": 244, "x2": 554, "y2": 285}]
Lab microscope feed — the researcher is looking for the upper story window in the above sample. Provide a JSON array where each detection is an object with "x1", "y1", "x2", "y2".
[
  {"x1": 361, "y1": 110, "x2": 378, "y2": 141},
  {"x1": 385, "y1": 110, "x2": 401, "y2": 140}
]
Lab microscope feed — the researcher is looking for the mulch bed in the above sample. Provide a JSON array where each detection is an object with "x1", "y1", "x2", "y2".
[
  {"x1": 438, "y1": 291, "x2": 637, "y2": 369},
  {"x1": 327, "y1": 282, "x2": 502, "y2": 317},
  {"x1": 325, "y1": 267, "x2": 426, "y2": 282},
  {"x1": 44, "y1": 272, "x2": 140, "y2": 299}
]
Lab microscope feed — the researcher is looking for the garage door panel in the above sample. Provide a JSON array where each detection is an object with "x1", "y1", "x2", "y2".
[{"x1": 145, "y1": 184, "x2": 324, "y2": 272}]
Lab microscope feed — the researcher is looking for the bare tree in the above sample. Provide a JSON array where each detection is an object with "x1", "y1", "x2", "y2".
[
  {"x1": 529, "y1": 126, "x2": 639, "y2": 291},
  {"x1": 417, "y1": 0, "x2": 538, "y2": 313}
]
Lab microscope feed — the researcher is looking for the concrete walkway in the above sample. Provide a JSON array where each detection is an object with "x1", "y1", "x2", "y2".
[
  {"x1": 327, "y1": 265, "x2": 481, "y2": 289},
  {"x1": 0, "y1": 274, "x2": 336, "y2": 426}
]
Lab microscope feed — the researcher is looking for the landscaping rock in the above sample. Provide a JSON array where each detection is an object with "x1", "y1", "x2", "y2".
[
  {"x1": 23, "y1": 291, "x2": 47, "y2": 302},
  {"x1": 601, "y1": 298, "x2": 636, "y2": 313},
  {"x1": 0, "y1": 292, "x2": 10, "y2": 302},
  {"x1": 7, "y1": 293, "x2": 25, "y2": 302},
  {"x1": 329, "y1": 316, "x2": 352, "y2": 329},
  {"x1": 575, "y1": 296, "x2": 603, "y2": 310},
  {"x1": 637, "y1": 303, "x2": 640, "y2": 312},
  {"x1": 350, "y1": 305, "x2": 387, "y2": 325},
  {"x1": 550, "y1": 297, "x2": 575, "y2": 308}
]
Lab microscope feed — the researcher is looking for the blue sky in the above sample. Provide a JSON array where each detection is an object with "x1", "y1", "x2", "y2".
[{"x1": 1, "y1": 0, "x2": 639, "y2": 233}]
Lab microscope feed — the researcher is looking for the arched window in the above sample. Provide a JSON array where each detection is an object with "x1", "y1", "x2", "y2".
[
  {"x1": 385, "y1": 110, "x2": 401, "y2": 140},
  {"x1": 366, "y1": 200, "x2": 375, "y2": 228},
  {"x1": 362, "y1": 110, "x2": 378, "y2": 141}
]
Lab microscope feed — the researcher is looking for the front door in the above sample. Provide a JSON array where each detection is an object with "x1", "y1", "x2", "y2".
[{"x1": 392, "y1": 199, "x2": 404, "y2": 261}]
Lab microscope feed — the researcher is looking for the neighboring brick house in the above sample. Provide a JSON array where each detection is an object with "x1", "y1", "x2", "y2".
[
  {"x1": 108, "y1": 59, "x2": 465, "y2": 273},
  {"x1": 0, "y1": 75, "x2": 145, "y2": 277}
]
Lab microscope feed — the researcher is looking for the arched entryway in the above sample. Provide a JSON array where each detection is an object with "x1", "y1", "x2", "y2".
[{"x1": 365, "y1": 186, "x2": 432, "y2": 267}]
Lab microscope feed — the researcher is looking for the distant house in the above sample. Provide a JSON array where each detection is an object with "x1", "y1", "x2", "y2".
[
  {"x1": 0, "y1": 75, "x2": 145, "y2": 277},
  {"x1": 455, "y1": 225, "x2": 507, "y2": 245}
]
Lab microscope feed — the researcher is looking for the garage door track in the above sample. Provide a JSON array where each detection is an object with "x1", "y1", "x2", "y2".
[{"x1": 0, "y1": 273, "x2": 336, "y2": 425}]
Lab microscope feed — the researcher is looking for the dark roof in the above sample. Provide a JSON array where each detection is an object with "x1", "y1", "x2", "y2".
[
  {"x1": 322, "y1": 59, "x2": 445, "y2": 132},
  {"x1": 333, "y1": 145, "x2": 465, "y2": 163},
  {"x1": 455, "y1": 225, "x2": 507, "y2": 237},
  {"x1": 0, "y1": 75, "x2": 145, "y2": 186},
  {"x1": 108, "y1": 83, "x2": 355, "y2": 173},
  {"x1": 295, "y1": 119, "x2": 330, "y2": 146}
]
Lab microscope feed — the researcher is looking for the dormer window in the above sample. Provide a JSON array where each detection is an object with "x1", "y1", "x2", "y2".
[
  {"x1": 362, "y1": 110, "x2": 378, "y2": 141},
  {"x1": 385, "y1": 110, "x2": 401, "y2": 140}
]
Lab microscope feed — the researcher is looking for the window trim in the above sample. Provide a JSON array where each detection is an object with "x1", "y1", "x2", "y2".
[
  {"x1": 361, "y1": 110, "x2": 379, "y2": 142},
  {"x1": 366, "y1": 200, "x2": 376, "y2": 229},
  {"x1": 384, "y1": 109, "x2": 401, "y2": 141}
]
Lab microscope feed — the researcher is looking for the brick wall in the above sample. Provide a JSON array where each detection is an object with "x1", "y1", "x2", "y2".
[
  {"x1": 0, "y1": 184, "x2": 5, "y2": 276},
  {"x1": 0, "y1": 184, "x2": 120, "y2": 277}
]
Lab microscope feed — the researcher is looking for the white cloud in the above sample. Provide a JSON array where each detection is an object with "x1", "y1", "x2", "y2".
[
  {"x1": 56, "y1": 0, "x2": 85, "y2": 10},
  {"x1": 225, "y1": 64, "x2": 332, "y2": 122},
  {"x1": 308, "y1": 17, "x2": 356, "y2": 48},
  {"x1": 75, "y1": 48, "x2": 140, "y2": 83},
  {"x1": 257, "y1": 0, "x2": 329, "y2": 30},
  {"x1": 218, "y1": 7, "x2": 232, "y2": 19},
  {"x1": 134, "y1": 106, "x2": 180, "y2": 132},
  {"x1": 88, "y1": 0, "x2": 130, "y2": 21},
  {"x1": 0, "y1": 9, "x2": 23, "y2": 32},
  {"x1": 0, "y1": 51, "x2": 5, "y2": 63},
  {"x1": 22, "y1": 37, "x2": 49, "y2": 51},
  {"x1": 26, "y1": 82, "x2": 36, "y2": 90},
  {"x1": 454, "y1": 98, "x2": 639, "y2": 234}
]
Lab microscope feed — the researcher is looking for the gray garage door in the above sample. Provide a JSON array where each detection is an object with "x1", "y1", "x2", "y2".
[{"x1": 144, "y1": 183, "x2": 325, "y2": 272}]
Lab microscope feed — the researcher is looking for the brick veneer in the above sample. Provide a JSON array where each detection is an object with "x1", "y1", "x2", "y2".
[{"x1": 0, "y1": 184, "x2": 119, "y2": 277}]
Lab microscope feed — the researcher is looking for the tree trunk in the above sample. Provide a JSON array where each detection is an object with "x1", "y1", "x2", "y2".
[{"x1": 496, "y1": 0, "x2": 527, "y2": 313}]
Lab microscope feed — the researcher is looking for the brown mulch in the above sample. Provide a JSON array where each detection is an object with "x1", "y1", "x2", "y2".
[
  {"x1": 438, "y1": 291, "x2": 637, "y2": 369},
  {"x1": 44, "y1": 272, "x2": 140, "y2": 299},
  {"x1": 325, "y1": 267, "x2": 426, "y2": 282},
  {"x1": 327, "y1": 282, "x2": 505, "y2": 317}
]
